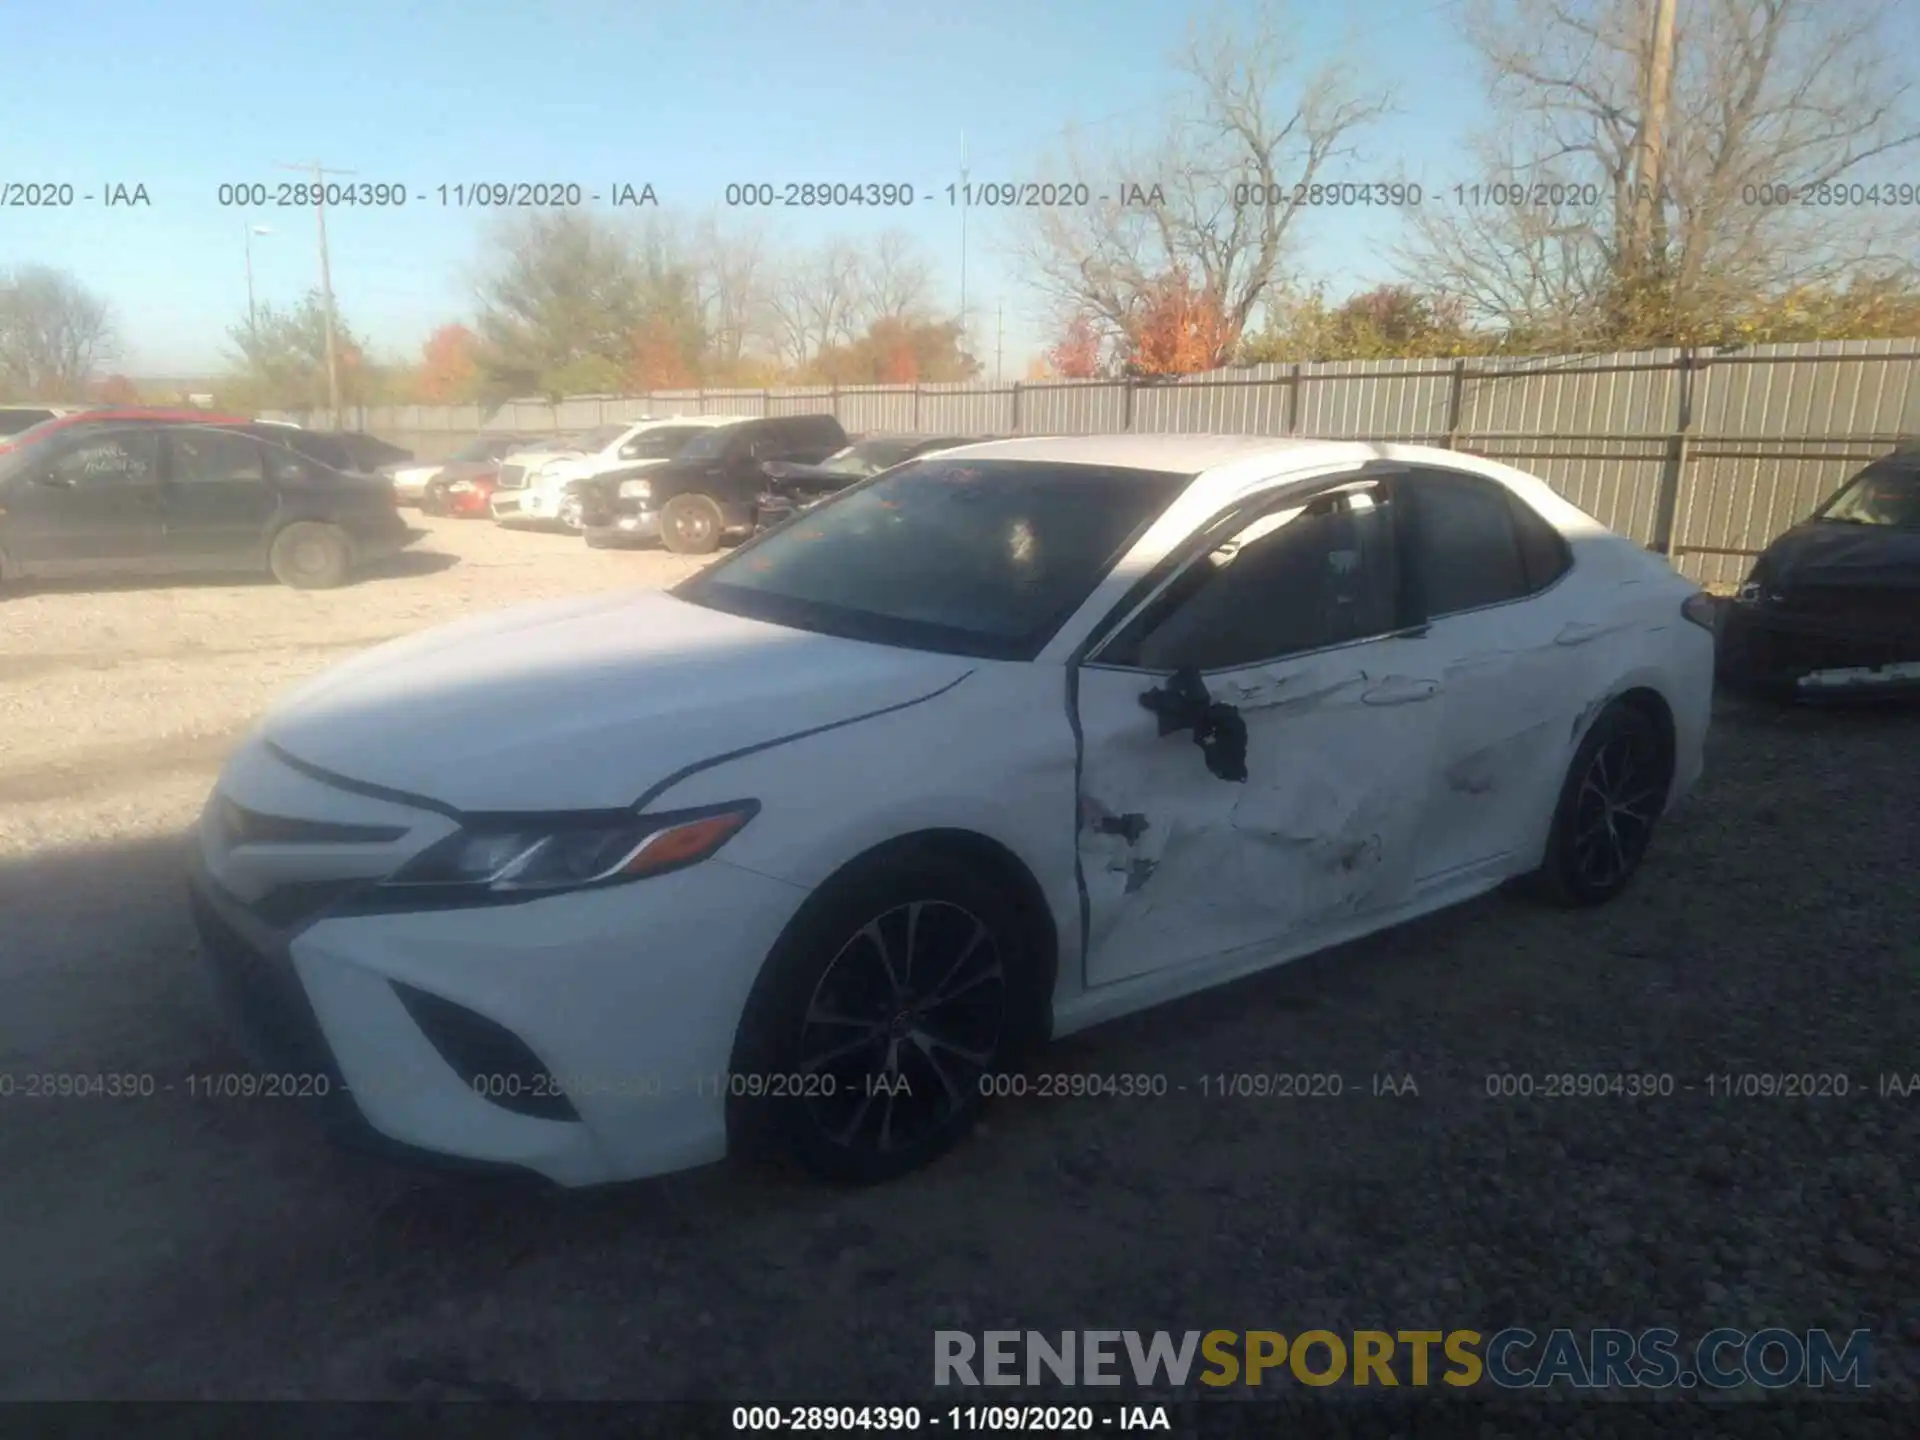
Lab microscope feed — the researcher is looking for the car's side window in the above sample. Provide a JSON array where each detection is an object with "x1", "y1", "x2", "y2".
[
  {"x1": 170, "y1": 431, "x2": 266, "y2": 486},
  {"x1": 48, "y1": 432, "x2": 160, "y2": 490},
  {"x1": 1404, "y1": 469, "x2": 1531, "y2": 617},
  {"x1": 623, "y1": 428, "x2": 695, "y2": 461},
  {"x1": 1509, "y1": 490, "x2": 1572, "y2": 590},
  {"x1": 1098, "y1": 480, "x2": 1401, "y2": 673}
]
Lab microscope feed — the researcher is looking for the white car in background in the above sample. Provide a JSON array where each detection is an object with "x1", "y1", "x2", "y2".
[
  {"x1": 190, "y1": 436, "x2": 1715, "y2": 1188},
  {"x1": 491, "y1": 416, "x2": 739, "y2": 531}
]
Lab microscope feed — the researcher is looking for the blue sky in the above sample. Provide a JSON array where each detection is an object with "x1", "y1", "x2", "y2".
[{"x1": 0, "y1": 0, "x2": 1495, "y2": 378}]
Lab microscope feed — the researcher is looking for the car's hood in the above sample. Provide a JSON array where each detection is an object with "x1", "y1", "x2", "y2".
[
  {"x1": 385, "y1": 461, "x2": 443, "y2": 481},
  {"x1": 763, "y1": 461, "x2": 865, "y2": 497},
  {"x1": 257, "y1": 590, "x2": 975, "y2": 812},
  {"x1": 1763, "y1": 520, "x2": 1920, "y2": 590}
]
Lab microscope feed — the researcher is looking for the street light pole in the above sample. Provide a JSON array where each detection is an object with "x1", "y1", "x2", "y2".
[{"x1": 244, "y1": 224, "x2": 271, "y2": 341}]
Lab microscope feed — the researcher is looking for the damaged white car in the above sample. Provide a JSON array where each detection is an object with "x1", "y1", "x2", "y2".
[{"x1": 190, "y1": 436, "x2": 1715, "y2": 1187}]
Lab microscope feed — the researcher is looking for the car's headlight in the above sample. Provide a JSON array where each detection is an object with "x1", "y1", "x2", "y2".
[
  {"x1": 619, "y1": 478, "x2": 651, "y2": 499},
  {"x1": 382, "y1": 801, "x2": 758, "y2": 896}
]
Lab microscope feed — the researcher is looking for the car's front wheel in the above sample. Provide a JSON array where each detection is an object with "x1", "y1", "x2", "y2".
[
  {"x1": 268, "y1": 522, "x2": 351, "y2": 589},
  {"x1": 659, "y1": 493, "x2": 724, "y2": 555},
  {"x1": 1531, "y1": 699, "x2": 1672, "y2": 906},
  {"x1": 729, "y1": 850, "x2": 1037, "y2": 1183},
  {"x1": 558, "y1": 489, "x2": 586, "y2": 532}
]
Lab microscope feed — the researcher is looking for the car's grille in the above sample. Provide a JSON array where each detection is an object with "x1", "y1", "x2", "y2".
[
  {"x1": 496, "y1": 463, "x2": 529, "y2": 490},
  {"x1": 191, "y1": 884, "x2": 347, "y2": 1098},
  {"x1": 1776, "y1": 586, "x2": 1920, "y2": 636},
  {"x1": 220, "y1": 798, "x2": 406, "y2": 848}
]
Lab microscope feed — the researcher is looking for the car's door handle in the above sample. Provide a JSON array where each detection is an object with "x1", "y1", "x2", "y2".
[{"x1": 1361, "y1": 677, "x2": 1439, "y2": 706}]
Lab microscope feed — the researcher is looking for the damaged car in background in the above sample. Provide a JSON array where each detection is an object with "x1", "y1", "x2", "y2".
[
  {"x1": 754, "y1": 433, "x2": 986, "y2": 532},
  {"x1": 1718, "y1": 444, "x2": 1920, "y2": 700},
  {"x1": 189, "y1": 436, "x2": 1714, "y2": 1188}
]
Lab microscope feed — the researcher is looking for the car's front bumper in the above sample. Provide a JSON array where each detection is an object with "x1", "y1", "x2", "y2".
[
  {"x1": 583, "y1": 508, "x2": 660, "y2": 547},
  {"x1": 1718, "y1": 601, "x2": 1920, "y2": 700},
  {"x1": 188, "y1": 843, "x2": 809, "y2": 1188}
]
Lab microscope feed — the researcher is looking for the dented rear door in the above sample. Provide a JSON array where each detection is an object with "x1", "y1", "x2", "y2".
[{"x1": 1073, "y1": 636, "x2": 1446, "y2": 988}]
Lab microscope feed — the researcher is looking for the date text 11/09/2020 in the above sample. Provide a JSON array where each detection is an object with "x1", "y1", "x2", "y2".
[
  {"x1": 731, "y1": 1405, "x2": 1173, "y2": 1432},
  {"x1": 212, "y1": 183, "x2": 660, "y2": 208},
  {"x1": 9, "y1": 1071, "x2": 1920, "y2": 1103}
]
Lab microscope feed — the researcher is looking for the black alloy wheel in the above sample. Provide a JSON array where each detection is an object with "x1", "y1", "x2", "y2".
[
  {"x1": 728, "y1": 849, "x2": 1039, "y2": 1183},
  {"x1": 1534, "y1": 701, "x2": 1670, "y2": 906},
  {"x1": 794, "y1": 899, "x2": 1008, "y2": 1160}
]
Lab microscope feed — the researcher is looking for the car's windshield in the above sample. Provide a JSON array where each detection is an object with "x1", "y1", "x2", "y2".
[
  {"x1": 1819, "y1": 461, "x2": 1920, "y2": 528},
  {"x1": 674, "y1": 458, "x2": 1191, "y2": 660},
  {"x1": 675, "y1": 424, "x2": 742, "y2": 461}
]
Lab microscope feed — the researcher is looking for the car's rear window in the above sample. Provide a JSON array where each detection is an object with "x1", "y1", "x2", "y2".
[
  {"x1": 675, "y1": 458, "x2": 1191, "y2": 660},
  {"x1": 0, "y1": 408, "x2": 57, "y2": 437}
]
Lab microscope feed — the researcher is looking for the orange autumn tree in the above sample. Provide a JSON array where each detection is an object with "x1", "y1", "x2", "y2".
[
  {"x1": 417, "y1": 323, "x2": 485, "y2": 403},
  {"x1": 1045, "y1": 314, "x2": 1104, "y2": 378},
  {"x1": 625, "y1": 318, "x2": 698, "y2": 391},
  {"x1": 1120, "y1": 268, "x2": 1231, "y2": 377}
]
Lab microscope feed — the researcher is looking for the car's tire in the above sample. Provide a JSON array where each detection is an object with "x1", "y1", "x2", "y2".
[
  {"x1": 1529, "y1": 699, "x2": 1672, "y2": 907},
  {"x1": 728, "y1": 848, "x2": 1042, "y2": 1184},
  {"x1": 557, "y1": 489, "x2": 586, "y2": 533},
  {"x1": 268, "y1": 522, "x2": 352, "y2": 589},
  {"x1": 659, "y1": 493, "x2": 724, "y2": 555}
]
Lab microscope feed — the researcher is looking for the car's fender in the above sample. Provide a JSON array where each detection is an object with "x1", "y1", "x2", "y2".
[{"x1": 643, "y1": 661, "x2": 1087, "y2": 999}]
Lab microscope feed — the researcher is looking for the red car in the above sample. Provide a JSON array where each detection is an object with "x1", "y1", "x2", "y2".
[
  {"x1": 420, "y1": 468, "x2": 500, "y2": 518},
  {"x1": 0, "y1": 407, "x2": 254, "y2": 455}
]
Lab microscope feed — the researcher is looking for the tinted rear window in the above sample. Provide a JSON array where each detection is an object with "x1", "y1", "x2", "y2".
[{"x1": 0, "y1": 409, "x2": 57, "y2": 437}]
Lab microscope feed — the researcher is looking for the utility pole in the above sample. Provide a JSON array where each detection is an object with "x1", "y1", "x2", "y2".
[
  {"x1": 279, "y1": 161, "x2": 355, "y2": 419},
  {"x1": 1629, "y1": 0, "x2": 1678, "y2": 278},
  {"x1": 958, "y1": 132, "x2": 969, "y2": 348}
]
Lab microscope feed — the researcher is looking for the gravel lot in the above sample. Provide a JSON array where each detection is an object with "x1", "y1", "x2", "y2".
[{"x1": 1, "y1": 514, "x2": 1916, "y2": 1410}]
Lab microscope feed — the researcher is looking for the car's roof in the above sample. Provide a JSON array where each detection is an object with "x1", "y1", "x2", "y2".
[{"x1": 936, "y1": 433, "x2": 1345, "y2": 472}]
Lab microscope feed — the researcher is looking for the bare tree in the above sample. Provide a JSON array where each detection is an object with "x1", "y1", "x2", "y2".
[
  {"x1": 857, "y1": 230, "x2": 935, "y2": 325},
  {"x1": 765, "y1": 239, "x2": 866, "y2": 368},
  {"x1": 1010, "y1": 7, "x2": 1392, "y2": 363},
  {"x1": 1398, "y1": 0, "x2": 1920, "y2": 342},
  {"x1": 693, "y1": 213, "x2": 774, "y2": 372},
  {"x1": 0, "y1": 266, "x2": 115, "y2": 400}
]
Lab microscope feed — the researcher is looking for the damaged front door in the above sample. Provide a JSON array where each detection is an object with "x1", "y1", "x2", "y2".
[{"x1": 1073, "y1": 478, "x2": 1445, "y2": 988}]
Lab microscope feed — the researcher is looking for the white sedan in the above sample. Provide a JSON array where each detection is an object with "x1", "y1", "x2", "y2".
[{"x1": 189, "y1": 436, "x2": 1715, "y2": 1186}]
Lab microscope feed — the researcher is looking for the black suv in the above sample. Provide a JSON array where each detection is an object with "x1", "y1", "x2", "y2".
[
  {"x1": 582, "y1": 412, "x2": 847, "y2": 554},
  {"x1": 0, "y1": 423, "x2": 416, "y2": 591}
]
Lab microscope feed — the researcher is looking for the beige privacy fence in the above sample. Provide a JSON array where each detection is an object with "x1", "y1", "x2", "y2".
[{"x1": 268, "y1": 338, "x2": 1920, "y2": 587}]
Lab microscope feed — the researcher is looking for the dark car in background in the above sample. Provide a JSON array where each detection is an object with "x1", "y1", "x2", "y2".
[
  {"x1": 753, "y1": 433, "x2": 985, "y2": 532},
  {"x1": 1718, "y1": 444, "x2": 1920, "y2": 700},
  {"x1": 0, "y1": 423, "x2": 416, "y2": 591},
  {"x1": 0, "y1": 404, "x2": 99, "y2": 438},
  {"x1": 582, "y1": 411, "x2": 847, "y2": 554},
  {"x1": 231, "y1": 425, "x2": 414, "y2": 476}
]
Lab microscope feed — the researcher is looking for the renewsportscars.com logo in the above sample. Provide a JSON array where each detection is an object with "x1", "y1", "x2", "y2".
[{"x1": 933, "y1": 1328, "x2": 1874, "y2": 1391}]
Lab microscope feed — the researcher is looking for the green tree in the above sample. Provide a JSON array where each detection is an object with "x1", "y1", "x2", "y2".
[{"x1": 224, "y1": 290, "x2": 376, "y2": 410}]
